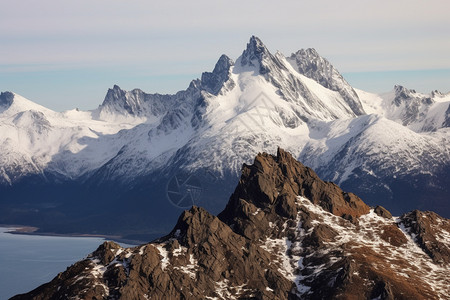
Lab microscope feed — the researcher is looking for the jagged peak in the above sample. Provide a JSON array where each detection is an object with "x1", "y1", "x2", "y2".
[
  {"x1": 104, "y1": 85, "x2": 146, "y2": 99},
  {"x1": 246, "y1": 35, "x2": 267, "y2": 53},
  {"x1": 288, "y1": 48, "x2": 341, "y2": 84},
  {"x1": 392, "y1": 85, "x2": 434, "y2": 105},
  {"x1": 290, "y1": 47, "x2": 320, "y2": 58},
  {"x1": 200, "y1": 54, "x2": 234, "y2": 95},
  {"x1": 219, "y1": 147, "x2": 370, "y2": 240},
  {"x1": 287, "y1": 48, "x2": 365, "y2": 116},
  {"x1": 103, "y1": 84, "x2": 126, "y2": 103},
  {"x1": 240, "y1": 35, "x2": 272, "y2": 71},
  {"x1": 99, "y1": 85, "x2": 150, "y2": 117},
  {"x1": 212, "y1": 54, "x2": 234, "y2": 74},
  {"x1": 394, "y1": 84, "x2": 415, "y2": 95},
  {"x1": 112, "y1": 84, "x2": 122, "y2": 91},
  {"x1": 431, "y1": 90, "x2": 444, "y2": 97},
  {"x1": 171, "y1": 205, "x2": 214, "y2": 235},
  {"x1": 288, "y1": 48, "x2": 327, "y2": 68},
  {"x1": 9, "y1": 148, "x2": 450, "y2": 300},
  {"x1": 163, "y1": 205, "x2": 235, "y2": 247}
]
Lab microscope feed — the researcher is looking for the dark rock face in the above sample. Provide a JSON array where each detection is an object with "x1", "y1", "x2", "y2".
[
  {"x1": 11, "y1": 149, "x2": 450, "y2": 300},
  {"x1": 0, "y1": 91, "x2": 14, "y2": 109},
  {"x1": 240, "y1": 35, "x2": 276, "y2": 75},
  {"x1": 399, "y1": 210, "x2": 450, "y2": 264},
  {"x1": 374, "y1": 205, "x2": 393, "y2": 219},
  {"x1": 99, "y1": 85, "x2": 174, "y2": 118},
  {"x1": 201, "y1": 54, "x2": 235, "y2": 95},
  {"x1": 219, "y1": 148, "x2": 370, "y2": 239}
]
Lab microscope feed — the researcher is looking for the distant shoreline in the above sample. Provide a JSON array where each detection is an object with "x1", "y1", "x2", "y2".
[{"x1": 0, "y1": 224, "x2": 142, "y2": 246}]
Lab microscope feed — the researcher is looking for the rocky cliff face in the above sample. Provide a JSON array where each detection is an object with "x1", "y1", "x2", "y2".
[
  {"x1": 11, "y1": 149, "x2": 449, "y2": 300},
  {"x1": 239, "y1": 36, "x2": 363, "y2": 122},
  {"x1": 287, "y1": 48, "x2": 365, "y2": 116},
  {"x1": 0, "y1": 91, "x2": 14, "y2": 110},
  {"x1": 201, "y1": 54, "x2": 235, "y2": 95}
]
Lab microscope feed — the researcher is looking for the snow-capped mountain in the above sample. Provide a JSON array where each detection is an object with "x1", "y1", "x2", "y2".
[
  {"x1": 0, "y1": 36, "x2": 449, "y2": 238},
  {"x1": 287, "y1": 47, "x2": 365, "y2": 116},
  {"x1": 11, "y1": 150, "x2": 450, "y2": 299},
  {"x1": 0, "y1": 91, "x2": 141, "y2": 183}
]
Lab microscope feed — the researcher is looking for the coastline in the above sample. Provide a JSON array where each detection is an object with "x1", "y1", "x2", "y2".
[
  {"x1": 0, "y1": 224, "x2": 143, "y2": 246},
  {"x1": 0, "y1": 224, "x2": 130, "y2": 300},
  {"x1": 0, "y1": 224, "x2": 39, "y2": 233}
]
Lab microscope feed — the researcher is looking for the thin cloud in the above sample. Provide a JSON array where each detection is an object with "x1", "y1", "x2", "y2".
[{"x1": 1, "y1": 0, "x2": 449, "y2": 110}]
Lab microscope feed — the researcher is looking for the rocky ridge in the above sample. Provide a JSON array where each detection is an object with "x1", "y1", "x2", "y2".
[
  {"x1": 389, "y1": 85, "x2": 447, "y2": 132},
  {"x1": 11, "y1": 149, "x2": 450, "y2": 300},
  {"x1": 1, "y1": 36, "x2": 449, "y2": 243},
  {"x1": 287, "y1": 48, "x2": 365, "y2": 116}
]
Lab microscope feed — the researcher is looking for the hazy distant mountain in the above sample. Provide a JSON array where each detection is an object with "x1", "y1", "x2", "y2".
[{"x1": 0, "y1": 36, "x2": 449, "y2": 238}]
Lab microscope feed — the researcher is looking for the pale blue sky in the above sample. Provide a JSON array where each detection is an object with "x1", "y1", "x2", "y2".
[{"x1": 1, "y1": 0, "x2": 449, "y2": 111}]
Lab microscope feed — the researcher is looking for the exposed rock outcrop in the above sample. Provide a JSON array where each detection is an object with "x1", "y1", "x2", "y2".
[
  {"x1": 201, "y1": 54, "x2": 235, "y2": 95},
  {"x1": 399, "y1": 210, "x2": 450, "y2": 264},
  {"x1": 374, "y1": 205, "x2": 393, "y2": 219},
  {"x1": 219, "y1": 148, "x2": 370, "y2": 240},
  {"x1": 11, "y1": 149, "x2": 450, "y2": 300}
]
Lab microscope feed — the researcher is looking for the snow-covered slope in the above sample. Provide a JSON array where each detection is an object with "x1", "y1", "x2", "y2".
[
  {"x1": 287, "y1": 48, "x2": 365, "y2": 116},
  {"x1": 357, "y1": 85, "x2": 450, "y2": 132},
  {"x1": 0, "y1": 91, "x2": 141, "y2": 183},
  {"x1": 0, "y1": 36, "x2": 449, "y2": 236},
  {"x1": 0, "y1": 36, "x2": 368, "y2": 184}
]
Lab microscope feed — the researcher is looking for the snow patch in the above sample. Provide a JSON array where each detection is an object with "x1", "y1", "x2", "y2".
[{"x1": 155, "y1": 244, "x2": 170, "y2": 270}]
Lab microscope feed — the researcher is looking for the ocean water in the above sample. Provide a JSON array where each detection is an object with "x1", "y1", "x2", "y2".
[{"x1": 0, "y1": 227, "x2": 135, "y2": 299}]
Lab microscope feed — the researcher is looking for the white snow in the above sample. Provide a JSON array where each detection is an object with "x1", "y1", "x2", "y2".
[
  {"x1": 87, "y1": 258, "x2": 110, "y2": 297},
  {"x1": 259, "y1": 210, "x2": 310, "y2": 296},
  {"x1": 259, "y1": 196, "x2": 450, "y2": 298},
  {"x1": 172, "y1": 245, "x2": 187, "y2": 257},
  {"x1": 155, "y1": 244, "x2": 169, "y2": 270},
  {"x1": 173, "y1": 253, "x2": 197, "y2": 279},
  {"x1": 357, "y1": 88, "x2": 450, "y2": 133},
  {"x1": 1, "y1": 44, "x2": 448, "y2": 299},
  {"x1": 1, "y1": 43, "x2": 448, "y2": 202}
]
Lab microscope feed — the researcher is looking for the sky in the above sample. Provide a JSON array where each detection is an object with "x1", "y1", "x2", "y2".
[{"x1": 1, "y1": 0, "x2": 449, "y2": 111}]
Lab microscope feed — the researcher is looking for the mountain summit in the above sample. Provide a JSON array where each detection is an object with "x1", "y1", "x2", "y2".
[
  {"x1": 287, "y1": 48, "x2": 365, "y2": 115},
  {"x1": 240, "y1": 35, "x2": 275, "y2": 74},
  {"x1": 0, "y1": 36, "x2": 449, "y2": 239},
  {"x1": 11, "y1": 149, "x2": 450, "y2": 299},
  {"x1": 201, "y1": 54, "x2": 234, "y2": 95}
]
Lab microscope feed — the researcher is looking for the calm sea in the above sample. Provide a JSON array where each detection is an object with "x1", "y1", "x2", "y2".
[{"x1": 0, "y1": 227, "x2": 135, "y2": 299}]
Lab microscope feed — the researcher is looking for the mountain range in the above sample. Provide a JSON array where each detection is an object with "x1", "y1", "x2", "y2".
[
  {"x1": 11, "y1": 149, "x2": 450, "y2": 299},
  {"x1": 0, "y1": 36, "x2": 449, "y2": 239}
]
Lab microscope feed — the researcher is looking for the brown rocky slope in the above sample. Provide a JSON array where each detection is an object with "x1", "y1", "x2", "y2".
[{"x1": 11, "y1": 148, "x2": 450, "y2": 299}]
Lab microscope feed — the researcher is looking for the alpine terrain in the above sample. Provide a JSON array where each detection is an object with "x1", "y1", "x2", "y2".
[
  {"x1": 11, "y1": 149, "x2": 450, "y2": 299},
  {"x1": 0, "y1": 36, "x2": 449, "y2": 240}
]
